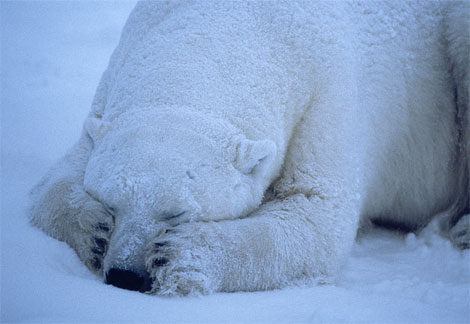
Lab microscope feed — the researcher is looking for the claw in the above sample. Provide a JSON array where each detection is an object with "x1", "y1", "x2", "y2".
[
  {"x1": 91, "y1": 256, "x2": 102, "y2": 270},
  {"x1": 94, "y1": 237, "x2": 107, "y2": 249},
  {"x1": 92, "y1": 247, "x2": 102, "y2": 255},
  {"x1": 153, "y1": 258, "x2": 169, "y2": 267},
  {"x1": 97, "y1": 222, "x2": 111, "y2": 232},
  {"x1": 154, "y1": 242, "x2": 168, "y2": 249}
]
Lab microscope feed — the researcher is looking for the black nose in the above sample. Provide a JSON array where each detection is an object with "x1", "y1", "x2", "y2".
[{"x1": 105, "y1": 268, "x2": 153, "y2": 292}]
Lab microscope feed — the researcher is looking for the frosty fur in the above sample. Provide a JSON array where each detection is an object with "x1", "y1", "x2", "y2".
[{"x1": 30, "y1": 1, "x2": 469, "y2": 295}]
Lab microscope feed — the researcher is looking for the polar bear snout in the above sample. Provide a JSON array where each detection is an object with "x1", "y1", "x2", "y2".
[{"x1": 105, "y1": 268, "x2": 153, "y2": 292}]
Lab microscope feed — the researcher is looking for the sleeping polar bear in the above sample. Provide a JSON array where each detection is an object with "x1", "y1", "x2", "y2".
[{"x1": 30, "y1": 1, "x2": 469, "y2": 295}]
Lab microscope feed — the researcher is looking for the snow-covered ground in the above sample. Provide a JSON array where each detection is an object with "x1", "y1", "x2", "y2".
[{"x1": 1, "y1": 2, "x2": 469, "y2": 323}]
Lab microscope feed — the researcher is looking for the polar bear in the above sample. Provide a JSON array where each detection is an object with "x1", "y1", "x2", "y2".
[{"x1": 30, "y1": 1, "x2": 469, "y2": 295}]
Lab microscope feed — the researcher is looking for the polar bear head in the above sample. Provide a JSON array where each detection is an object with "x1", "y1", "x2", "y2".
[{"x1": 82, "y1": 108, "x2": 276, "y2": 280}]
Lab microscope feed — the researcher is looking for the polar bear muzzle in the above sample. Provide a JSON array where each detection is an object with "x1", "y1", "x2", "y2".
[{"x1": 105, "y1": 268, "x2": 153, "y2": 292}]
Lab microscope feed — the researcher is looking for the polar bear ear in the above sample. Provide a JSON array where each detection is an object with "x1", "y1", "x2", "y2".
[
  {"x1": 234, "y1": 139, "x2": 277, "y2": 176},
  {"x1": 84, "y1": 117, "x2": 111, "y2": 142}
]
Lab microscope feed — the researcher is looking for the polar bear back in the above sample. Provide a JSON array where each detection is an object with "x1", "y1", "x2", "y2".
[
  {"x1": 90, "y1": 1, "x2": 465, "y2": 228},
  {"x1": 352, "y1": 3, "x2": 462, "y2": 226}
]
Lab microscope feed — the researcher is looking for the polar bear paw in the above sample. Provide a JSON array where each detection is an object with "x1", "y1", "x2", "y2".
[
  {"x1": 145, "y1": 225, "x2": 217, "y2": 296},
  {"x1": 449, "y1": 214, "x2": 470, "y2": 249},
  {"x1": 72, "y1": 199, "x2": 115, "y2": 274}
]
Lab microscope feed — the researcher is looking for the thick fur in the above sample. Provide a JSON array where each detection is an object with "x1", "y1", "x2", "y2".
[
  {"x1": 439, "y1": 2, "x2": 470, "y2": 249},
  {"x1": 30, "y1": 1, "x2": 469, "y2": 295}
]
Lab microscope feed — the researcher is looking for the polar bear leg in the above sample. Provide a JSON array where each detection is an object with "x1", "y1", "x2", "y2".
[
  {"x1": 438, "y1": 2, "x2": 470, "y2": 249},
  {"x1": 448, "y1": 214, "x2": 470, "y2": 249},
  {"x1": 438, "y1": 207, "x2": 470, "y2": 249},
  {"x1": 30, "y1": 132, "x2": 114, "y2": 274},
  {"x1": 147, "y1": 73, "x2": 362, "y2": 295},
  {"x1": 147, "y1": 193, "x2": 357, "y2": 295}
]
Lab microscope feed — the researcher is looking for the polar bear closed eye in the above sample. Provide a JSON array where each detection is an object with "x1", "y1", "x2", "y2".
[{"x1": 30, "y1": 1, "x2": 469, "y2": 295}]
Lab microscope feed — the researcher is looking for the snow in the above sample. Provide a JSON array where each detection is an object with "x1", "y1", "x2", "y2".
[{"x1": 1, "y1": 2, "x2": 469, "y2": 323}]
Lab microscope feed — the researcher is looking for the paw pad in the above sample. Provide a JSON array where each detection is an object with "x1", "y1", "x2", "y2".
[
  {"x1": 145, "y1": 225, "x2": 215, "y2": 296},
  {"x1": 74, "y1": 203, "x2": 114, "y2": 274}
]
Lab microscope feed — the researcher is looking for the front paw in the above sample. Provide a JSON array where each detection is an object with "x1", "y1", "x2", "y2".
[
  {"x1": 72, "y1": 200, "x2": 114, "y2": 274},
  {"x1": 450, "y1": 214, "x2": 470, "y2": 249},
  {"x1": 145, "y1": 225, "x2": 217, "y2": 296}
]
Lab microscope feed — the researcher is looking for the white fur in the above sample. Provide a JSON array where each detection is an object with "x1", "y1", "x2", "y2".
[{"x1": 30, "y1": 1, "x2": 469, "y2": 295}]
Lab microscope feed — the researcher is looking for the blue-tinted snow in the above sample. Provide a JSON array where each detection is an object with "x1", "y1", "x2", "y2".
[{"x1": 1, "y1": 2, "x2": 469, "y2": 323}]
